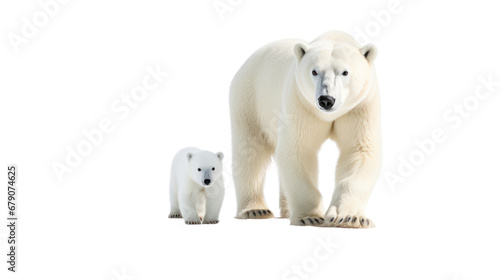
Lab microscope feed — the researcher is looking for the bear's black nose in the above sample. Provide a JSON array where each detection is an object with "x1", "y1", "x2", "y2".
[
  {"x1": 204, "y1": 179, "x2": 211, "y2": 185},
  {"x1": 318, "y1": 95, "x2": 335, "y2": 110}
]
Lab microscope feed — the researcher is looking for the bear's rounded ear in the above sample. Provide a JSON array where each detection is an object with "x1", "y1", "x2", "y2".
[
  {"x1": 216, "y1": 152, "x2": 224, "y2": 160},
  {"x1": 293, "y1": 43, "x2": 309, "y2": 61},
  {"x1": 186, "y1": 152, "x2": 193, "y2": 161},
  {"x1": 360, "y1": 44, "x2": 378, "y2": 65}
]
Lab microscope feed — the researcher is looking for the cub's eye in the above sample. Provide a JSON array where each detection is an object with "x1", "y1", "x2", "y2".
[
  {"x1": 342, "y1": 71, "x2": 349, "y2": 76},
  {"x1": 312, "y1": 70, "x2": 318, "y2": 76},
  {"x1": 212, "y1": 167, "x2": 215, "y2": 171},
  {"x1": 197, "y1": 168, "x2": 201, "y2": 171}
]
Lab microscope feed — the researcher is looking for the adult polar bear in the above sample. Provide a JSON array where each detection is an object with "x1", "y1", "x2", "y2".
[{"x1": 229, "y1": 31, "x2": 381, "y2": 228}]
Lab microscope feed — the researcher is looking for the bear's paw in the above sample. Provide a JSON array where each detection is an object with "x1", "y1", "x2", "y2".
[
  {"x1": 291, "y1": 216, "x2": 325, "y2": 227},
  {"x1": 168, "y1": 213, "x2": 183, "y2": 219},
  {"x1": 203, "y1": 220, "x2": 219, "y2": 224},
  {"x1": 241, "y1": 209, "x2": 274, "y2": 219},
  {"x1": 324, "y1": 215, "x2": 374, "y2": 229}
]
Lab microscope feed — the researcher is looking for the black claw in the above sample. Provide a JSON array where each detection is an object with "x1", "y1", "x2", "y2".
[
  {"x1": 320, "y1": 218, "x2": 324, "y2": 221},
  {"x1": 346, "y1": 217, "x2": 351, "y2": 223},
  {"x1": 253, "y1": 211, "x2": 256, "y2": 217},
  {"x1": 307, "y1": 218, "x2": 313, "y2": 224},
  {"x1": 361, "y1": 218, "x2": 365, "y2": 224},
  {"x1": 300, "y1": 219, "x2": 305, "y2": 225},
  {"x1": 258, "y1": 210, "x2": 262, "y2": 215},
  {"x1": 267, "y1": 210, "x2": 272, "y2": 214},
  {"x1": 339, "y1": 218, "x2": 343, "y2": 223},
  {"x1": 330, "y1": 217, "x2": 335, "y2": 222},
  {"x1": 314, "y1": 218, "x2": 319, "y2": 223}
]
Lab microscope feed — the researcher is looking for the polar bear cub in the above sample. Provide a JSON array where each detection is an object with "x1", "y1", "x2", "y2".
[{"x1": 169, "y1": 147, "x2": 225, "y2": 225}]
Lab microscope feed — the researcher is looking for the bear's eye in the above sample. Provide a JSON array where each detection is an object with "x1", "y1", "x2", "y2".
[
  {"x1": 212, "y1": 167, "x2": 215, "y2": 171},
  {"x1": 312, "y1": 70, "x2": 318, "y2": 76},
  {"x1": 197, "y1": 168, "x2": 201, "y2": 172},
  {"x1": 342, "y1": 71, "x2": 349, "y2": 76}
]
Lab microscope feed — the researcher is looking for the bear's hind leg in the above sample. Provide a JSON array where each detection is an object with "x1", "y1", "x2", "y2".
[{"x1": 279, "y1": 183, "x2": 290, "y2": 218}]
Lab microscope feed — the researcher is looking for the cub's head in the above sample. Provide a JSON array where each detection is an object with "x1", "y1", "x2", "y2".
[
  {"x1": 186, "y1": 151, "x2": 224, "y2": 187},
  {"x1": 293, "y1": 39, "x2": 377, "y2": 117}
]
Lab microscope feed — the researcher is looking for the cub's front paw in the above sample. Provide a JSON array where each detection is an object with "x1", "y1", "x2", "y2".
[
  {"x1": 185, "y1": 220, "x2": 201, "y2": 225},
  {"x1": 291, "y1": 215, "x2": 325, "y2": 227}
]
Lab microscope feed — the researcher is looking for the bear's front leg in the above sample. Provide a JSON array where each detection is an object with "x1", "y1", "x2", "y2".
[
  {"x1": 323, "y1": 99, "x2": 381, "y2": 229},
  {"x1": 202, "y1": 184, "x2": 225, "y2": 224},
  {"x1": 276, "y1": 128, "x2": 326, "y2": 226}
]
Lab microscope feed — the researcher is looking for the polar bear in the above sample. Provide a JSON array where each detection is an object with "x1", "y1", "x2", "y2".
[
  {"x1": 169, "y1": 147, "x2": 225, "y2": 225},
  {"x1": 229, "y1": 31, "x2": 381, "y2": 228}
]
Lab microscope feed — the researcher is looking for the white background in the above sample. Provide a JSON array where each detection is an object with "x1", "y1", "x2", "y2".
[{"x1": 1, "y1": 1, "x2": 499, "y2": 279}]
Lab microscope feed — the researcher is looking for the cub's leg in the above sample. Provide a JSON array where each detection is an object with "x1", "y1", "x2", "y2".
[
  {"x1": 179, "y1": 184, "x2": 202, "y2": 225},
  {"x1": 203, "y1": 185, "x2": 225, "y2": 224},
  {"x1": 168, "y1": 176, "x2": 182, "y2": 219}
]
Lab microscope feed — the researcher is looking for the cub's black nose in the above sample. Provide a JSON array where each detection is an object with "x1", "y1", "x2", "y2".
[
  {"x1": 204, "y1": 179, "x2": 211, "y2": 185},
  {"x1": 318, "y1": 95, "x2": 335, "y2": 110}
]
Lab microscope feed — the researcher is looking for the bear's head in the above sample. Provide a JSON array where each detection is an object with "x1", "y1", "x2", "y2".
[
  {"x1": 186, "y1": 150, "x2": 224, "y2": 187},
  {"x1": 293, "y1": 32, "x2": 377, "y2": 119}
]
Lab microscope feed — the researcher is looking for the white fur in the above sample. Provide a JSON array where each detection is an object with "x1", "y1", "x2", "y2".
[
  {"x1": 229, "y1": 31, "x2": 381, "y2": 228},
  {"x1": 169, "y1": 147, "x2": 225, "y2": 225}
]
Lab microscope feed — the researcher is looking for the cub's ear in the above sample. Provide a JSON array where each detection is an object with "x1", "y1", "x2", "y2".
[
  {"x1": 216, "y1": 152, "x2": 224, "y2": 160},
  {"x1": 293, "y1": 43, "x2": 309, "y2": 61},
  {"x1": 186, "y1": 152, "x2": 193, "y2": 161},
  {"x1": 360, "y1": 44, "x2": 378, "y2": 64}
]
